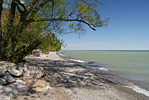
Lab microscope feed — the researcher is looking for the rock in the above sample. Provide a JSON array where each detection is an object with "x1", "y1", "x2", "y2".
[
  {"x1": 37, "y1": 64, "x2": 45, "y2": 67},
  {"x1": 8, "y1": 63, "x2": 18, "y2": 69},
  {"x1": 32, "y1": 79, "x2": 51, "y2": 92},
  {"x1": 0, "y1": 65, "x2": 8, "y2": 76},
  {"x1": 0, "y1": 61, "x2": 6, "y2": 66},
  {"x1": 8, "y1": 69, "x2": 23, "y2": 77},
  {"x1": 0, "y1": 78, "x2": 7, "y2": 85},
  {"x1": 23, "y1": 65, "x2": 44, "y2": 79},
  {"x1": 6, "y1": 62, "x2": 23, "y2": 77},
  {"x1": 36, "y1": 49, "x2": 42, "y2": 53},
  {"x1": 32, "y1": 49, "x2": 42, "y2": 57},
  {"x1": 0, "y1": 79, "x2": 28, "y2": 100},
  {"x1": 18, "y1": 63, "x2": 24, "y2": 67},
  {"x1": 45, "y1": 54, "x2": 49, "y2": 57},
  {"x1": 4, "y1": 72, "x2": 16, "y2": 83},
  {"x1": 42, "y1": 54, "x2": 49, "y2": 58}
]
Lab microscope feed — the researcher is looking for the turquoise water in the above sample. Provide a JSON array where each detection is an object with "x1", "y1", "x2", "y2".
[{"x1": 62, "y1": 50, "x2": 149, "y2": 89}]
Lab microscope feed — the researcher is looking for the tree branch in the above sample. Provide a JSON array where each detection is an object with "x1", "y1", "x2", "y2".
[
  {"x1": 25, "y1": 0, "x2": 39, "y2": 16},
  {"x1": 16, "y1": 4, "x2": 23, "y2": 13},
  {"x1": 17, "y1": 0, "x2": 26, "y2": 10},
  {"x1": 67, "y1": 11, "x2": 74, "y2": 19},
  {"x1": 28, "y1": 18, "x2": 96, "y2": 31},
  {"x1": 12, "y1": 40, "x2": 42, "y2": 63},
  {"x1": 27, "y1": 0, "x2": 52, "y2": 20},
  {"x1": 94, "y1": 0, "x2": 108, "y2": 7}
]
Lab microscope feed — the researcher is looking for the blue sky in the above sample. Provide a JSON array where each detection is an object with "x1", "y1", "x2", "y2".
[{"x1": 60, "y1": 0, "x2": 149, "y2": 50}]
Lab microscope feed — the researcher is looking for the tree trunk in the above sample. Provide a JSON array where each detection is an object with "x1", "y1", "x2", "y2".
[
  {"x1": 8, "y1": 0, "x2": 17, "y2": 53},
  {"x1": 0, "y1": 0, "x2": 3, "y2": 58},
  {"x1": 10, "y1": 40, "x2": 42, "y2": 63}
]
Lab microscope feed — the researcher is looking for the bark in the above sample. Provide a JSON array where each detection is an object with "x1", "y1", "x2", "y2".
[
  {"x1": 0, "y1": 0, "x2": 45, "y2": 62},
  {"x1": 11, "y1": 40, "x2": 42, "y2": 63},
  {"x1": 8, "y1": 0, "x2": 17, "y2": 53},
  {"x1": 0, "y1": 0, "x2": 3, "y2": 58},
  {"x1": 0, "y1": 0, "x2": 3, "y2": 34}
]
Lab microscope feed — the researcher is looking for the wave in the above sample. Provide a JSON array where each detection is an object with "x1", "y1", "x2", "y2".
[
  {"x1": 69, "y1": 59, "x2": 85, "y2": 63},
  {"x1": 96, "y1": 67, "x2": 108, "y2": 71},
  {"x1": 58, "y1": 52, "x2": 85, "y2": 63},
  {"x1": 59, "y1": 51, "x2": 149, "y2": 97},
  {"x1": 58, "y1": 52, "x2": 67, "y2": 57},
  {"x1": 124, "y1": 82, "x2": 149, "y2": 97}
]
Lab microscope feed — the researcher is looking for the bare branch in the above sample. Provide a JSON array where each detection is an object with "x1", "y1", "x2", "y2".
[
  {"x1": 94, "y1": 0, "x2": 108, "y2": 7},
  {"x1": 67, "y1": 11, "x2": 74, "y2": 19},
  {"x1": 81, "y1": 0, "x2": 108, "y2": 7},
  {"x1": 81, "y1": 0, "x2": 91, "y2": 7},
  {"x1": 28, "y1": 18, "x2": 96, "y2": 31}
]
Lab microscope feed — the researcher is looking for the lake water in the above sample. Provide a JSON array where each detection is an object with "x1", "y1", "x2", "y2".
[{"x1": 61, "y1": 50, "x2": 149, "y2": 96}]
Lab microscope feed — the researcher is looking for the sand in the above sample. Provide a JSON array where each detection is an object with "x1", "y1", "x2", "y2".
[{"x1": 12, "y1": 52, "x2": 149, "y2": 100}]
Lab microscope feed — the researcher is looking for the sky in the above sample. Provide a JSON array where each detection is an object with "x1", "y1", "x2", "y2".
[{"x1": 60, "y1": 0, "x2": 149, "y2": 50}]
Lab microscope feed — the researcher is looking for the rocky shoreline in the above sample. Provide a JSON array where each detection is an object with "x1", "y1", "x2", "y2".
[{"x1": 0, "y1": 52, "x2": 149, "y2": 100}]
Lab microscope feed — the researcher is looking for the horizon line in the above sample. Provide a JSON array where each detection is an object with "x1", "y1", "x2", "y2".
[{"x1": 61, "y1": 49, "x2": 149, "y2": 51}]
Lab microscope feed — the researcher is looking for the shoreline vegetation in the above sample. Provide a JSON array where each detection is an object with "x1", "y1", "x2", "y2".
[{"x1": 0, "y1": 52, "x2": 147, "y2": 100}]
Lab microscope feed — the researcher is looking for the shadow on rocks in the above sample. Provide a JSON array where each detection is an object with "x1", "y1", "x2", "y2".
[{"x1": 24, "y1": 58, "x2": 105, "y2": 89}]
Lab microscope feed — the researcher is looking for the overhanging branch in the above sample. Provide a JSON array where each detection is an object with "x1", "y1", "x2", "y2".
[
  {"x1": 28, "y1": 18, "x2": 96, "y2": 31},
  {"x1": 17, "y1": 0, "x2": 26, "y2": 10},
  {"x1": 25, "y1": 0, "x2": 39, "y2": 16},
  {"x1": 27, "y1": 0, "x2": 52, "y2": 20},
  {"x1": 16, "y1": 4, "x2": 22, "y2": 13}
]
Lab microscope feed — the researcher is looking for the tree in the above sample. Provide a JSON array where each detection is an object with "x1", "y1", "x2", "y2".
[
  {"x1": 0, "y1": 0, "x2": 108, "y2": 63},
  {"x1": 38, "y1": 31, "x2": 63, "y2": 53}
]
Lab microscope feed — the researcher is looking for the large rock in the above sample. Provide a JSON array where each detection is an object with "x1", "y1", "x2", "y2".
[
  {"x1": 8, "y1": 69, "x2": 23, "y2": 77},
  {"x1": 36, "y1": 49, "x2": 42, "y2": 53},
  {"x1": 32, "y1": 49, "x2": 42, "y2": 57},
  {"x1": 7, "y1": 63, "x2": 23, "y2": 77},
  {"x1": 7, "y1": 62, "x2": 18, "y2": 69},
  {"x1": 4, "y1": 72, "x2": 16, "y2": 83},
  {"x1": 23, "y1": 64, "x2": 44, "y2": 79},
  {"x1": 41, "y1": 54, "x2": 49, "y2": 58},
  {"x1": 32, "y1": 79, "x2": 51, "y2": 92},
  {"x1": 0, "y1": 65, "x2": 8, "y2": 76},
  {"x1": 18, "y1": 63, "x2": 24, "y2": 68},
  {"x1": 0, "y1": 79, "x2": 28, "y2": 100},
  {"x1": 0, "y1": 61, "x2": 6, "y2": 66},
  {"x1": 0, "y1": 78, "x2": 7, "y2": 85}
]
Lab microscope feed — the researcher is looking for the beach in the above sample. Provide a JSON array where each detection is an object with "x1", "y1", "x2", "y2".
[{"x1": 11, "y1": 52, "x2": 149, "y2": 100}]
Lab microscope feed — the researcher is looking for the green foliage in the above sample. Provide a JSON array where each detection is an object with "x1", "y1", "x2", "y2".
[
  {"x1": 38, "y1": 32, "x2": 63, "y2": 54},
  {"x1": 35, "y1": 0, "x2": 108, "y2": 34}
]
